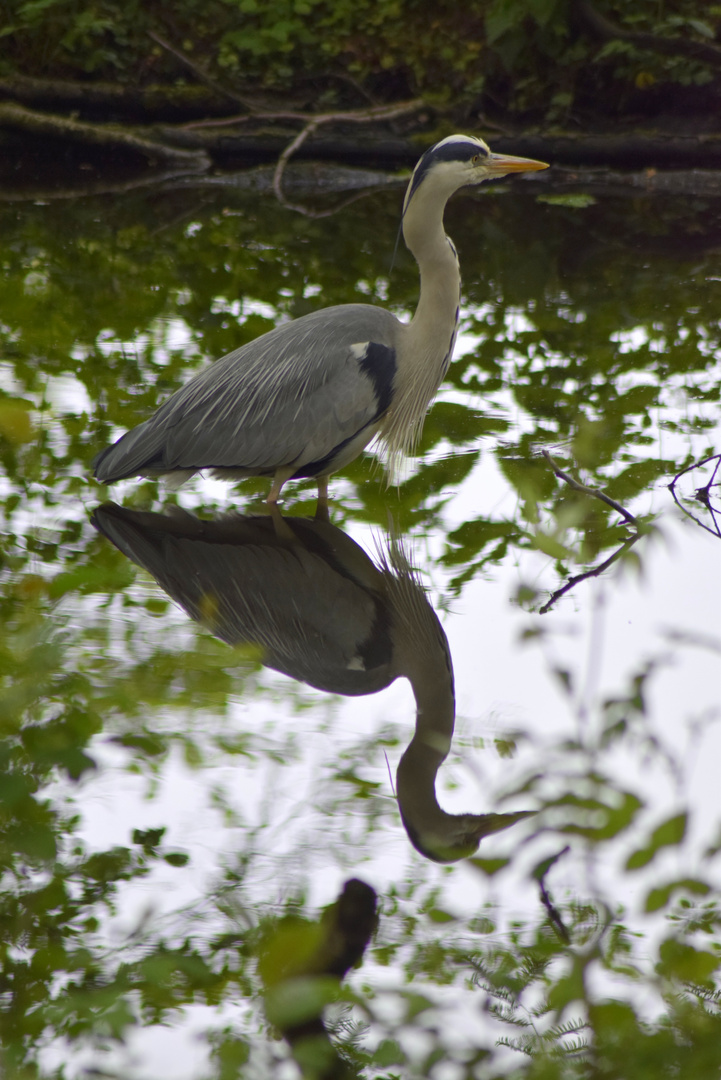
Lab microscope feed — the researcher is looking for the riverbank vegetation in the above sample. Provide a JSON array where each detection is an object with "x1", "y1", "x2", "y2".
[{"x1": 1, "y1": 0, "x2": 720, "y2": 175}]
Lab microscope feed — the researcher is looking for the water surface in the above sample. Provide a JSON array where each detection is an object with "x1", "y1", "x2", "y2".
[{"x1": 1, "y1": 171, "x2": 720, "y2": 1078}]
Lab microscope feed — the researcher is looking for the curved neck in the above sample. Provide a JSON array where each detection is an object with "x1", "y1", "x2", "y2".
[
  {"x1": 384, "y1": 567, "x2": 530, "y2": 861},
  {"x1": 380, "y1": 185, "x2": 462, "y2": 463},
  {"x1": 394, "y1": 634, "x2": 459, "y2": 850},
  {"x1": 402, "y1": 186, "x2": 462, "y2": 349},
  {"x1": 392, "y1": 598, "x2": 530, "y2": 862}
]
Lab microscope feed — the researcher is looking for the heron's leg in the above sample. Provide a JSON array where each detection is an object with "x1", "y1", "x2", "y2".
[
  {"x1": 268, "y1": 502, "x2": 297, "y2": 541},
  {"x1": 315, "y1": 476, "x2": 330, "y2": 522},
  {"x1": 266, "y1": 466, "x2": 294, "y2": 505}
]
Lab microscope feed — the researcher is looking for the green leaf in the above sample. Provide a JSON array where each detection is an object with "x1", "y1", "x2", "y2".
[
  {"x1": 645, "y1": 877, "x2": 711, "y2": 913},
  {"x1": 0, "y1": 398, "x2": 35, "y2": 442},
  {"x1": 427, "y1": 908, "x2": 456, "y2": 924},
  {"x1": 468, "y1": 857, "x2": 510, "y2": 876},
  {"x1": 48, "y1": 562, "x2": 134, "y2": 599},
  {"x1": 552, "y1": 790, "x2": 643, "y2": 841},
  {"x1": 403, "y1": 992, "x2": 434, "y2": 1020},
  {"x1": 494, "y1": 737, "x2": 518, "y2": 759},
  {"x1": 625, "y1": 812, "x2": 687, "y2": 871},
  {"x1": 537, "y1": 194, "x2": 597, "y2": 209},
  {"x1": 547, "y1": 956, "x2": 586, "y2": 1010},
  {"x1": 15, "y1": 822, "x2": 57, "y2": 861},
  {"x1": 133, "y1": 827, "x2": 166, "y2": 848},
  {"x1": 264, "y1": 975, "x2": 340, "y2": 1028},
  {"x1": 686, "y1": 18, "x2": 714, "y2": 38},
  {"x1": 531, "y1": 529, "x2": 574, "y2": 560},
  {"x1": 164, "y1": 852, "x2": 190, "y2": 867},
  {"x1": 258, "y1": 919, "x2": 323, "y2": 986},
  {"x1": 372, "y1": 1038, "x2": 406, "y2": 1067},
  {"x1": 590, "y1": 1000, "x2": 639, "y2": 1040},
  {"x1": 656, "y1": 939, "x2": 719, "y2": 984}
]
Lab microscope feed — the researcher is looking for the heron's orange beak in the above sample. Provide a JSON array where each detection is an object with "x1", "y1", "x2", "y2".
[{"x1": 487, "y1": 153, "x2": 549, "y2": 176}]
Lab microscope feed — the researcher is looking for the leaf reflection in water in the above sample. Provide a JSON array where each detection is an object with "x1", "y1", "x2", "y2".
[{"x1": 91, "y1": 504, "x2": 531, "y2": 863}]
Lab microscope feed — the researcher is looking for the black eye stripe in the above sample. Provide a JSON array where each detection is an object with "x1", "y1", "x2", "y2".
[{"x1": 406, "y1": 140, "x2": 489, "y2": 205}]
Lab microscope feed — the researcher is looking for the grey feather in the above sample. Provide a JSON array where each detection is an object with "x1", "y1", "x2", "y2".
[
  {"x1": 94, "y1": 304, "x2": 400, "y2": 482},
  {"x1": 92, "y1": 135, "x2": 548, "y2": 500}
]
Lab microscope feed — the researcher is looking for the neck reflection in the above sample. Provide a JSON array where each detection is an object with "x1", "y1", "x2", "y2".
[{"x1": 92, "y1": 504, "x2": 529, "y2": 862}]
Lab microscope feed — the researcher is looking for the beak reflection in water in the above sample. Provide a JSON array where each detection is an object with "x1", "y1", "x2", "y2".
[{"x1": 91, "y1": 504, "x2": 531, "y2": 863}]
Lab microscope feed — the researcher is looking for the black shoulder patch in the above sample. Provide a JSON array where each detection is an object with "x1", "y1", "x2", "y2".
[
  {"x1": 357, "y1": 342, "x2": 396, "y2": 418},
  {"x1": 292, "y1": 342, "x2": 396, "y2": 481}
]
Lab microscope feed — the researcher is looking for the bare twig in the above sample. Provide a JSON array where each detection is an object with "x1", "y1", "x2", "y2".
[
  {"x1": 475, "y1": 112, "x2": 515, "y2": 136},
  {"x1": 538, "y1": 448, "x2": 646, "y2": 614},
  {"x1": 539, "y1": 533, "x2": 641, "y2": 614},
  {"x1": 536, "y1": 847, "x2": 572, "y2": 944},
  {"x1": 668, "y1": 452, "x2": 721, "y2": 539},
  {"x1": 668, "y1": 451, "x2": 721, "y2": 486},
  {"x1": 182, "y1": 109, "x2": 298, "y2": 131},
  {"x1": 0, "y1": 165, "x2": 207, "y2": 203},
  {"x1": 271, "y1": 99, "x2": 424, "y2": 212},
  {"x1": 542, "y1": 449, "x2": 638, "y2": 526},
  {"x1": 384, "y1": 750, "x2": 396, "y2": 797},
  {"x1": 148, "y1": 30, "x2": 250, "y2": 107},
  {"x1": 273, "y1": 187, "x2": 387, "y2": 220}
]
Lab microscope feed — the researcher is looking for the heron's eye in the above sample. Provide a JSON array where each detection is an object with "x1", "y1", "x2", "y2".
[{"x1": 471, "y1": 154, "x2": 479, "y2": 164}]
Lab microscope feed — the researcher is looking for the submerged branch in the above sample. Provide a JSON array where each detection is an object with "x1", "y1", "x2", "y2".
[
  {"x1": 539, "y1": 449, "x2": 645, "y2": 614},
  {"x1": 668, "y1": 452, "x2": 721, "y2": 539},
  {"x1": 539, "y1": 533, "x2": 642, "y2": 615},
  {"x1": 0, "y1": 101, "x2": 209, "y2": 168},
  {"x1": 542, "y1": 450, "x2": 638, "y2": 526}
]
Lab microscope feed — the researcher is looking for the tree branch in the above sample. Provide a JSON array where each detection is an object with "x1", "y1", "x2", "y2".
[
  {"x1": 539, "y1": 449, "x2": 645, "y2": 614},
  {"x1": 542, "y1": 449, "x2": 638, "y2": 526},
  {"x1": 574, "y1": 0, "x2": 721, "y2": 68},
  {"x1": 0, "y1": 101, "x2": 209, "y2": 168},
  {"x1": 539, "y1": 533, "x2": 641, "y2": 615},
  {"x1": 270, "y1": 100, "x2": 424, "y2": 213},
  {"x1": 668, "y1": 452, "x2": 721, "y2": 539},
  {"x1": 147, "y1": 30, "x2": 251, "y2": 107}
]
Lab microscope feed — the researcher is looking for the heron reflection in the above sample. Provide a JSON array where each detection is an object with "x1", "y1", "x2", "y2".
[{"x1": 91, "y1": 504, "x2": 529, "y2": 861}]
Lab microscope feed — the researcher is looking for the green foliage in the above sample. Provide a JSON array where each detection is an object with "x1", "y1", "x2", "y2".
[
  {"x1": 0, "y1": 168, "x2": 719, "y2": 1078},
  {"x1": 626, "y1": 812, "x2": 688, "y2": 871},
  {"x1": 0, "y1": 0, "x2": 718, "y2": 118}
]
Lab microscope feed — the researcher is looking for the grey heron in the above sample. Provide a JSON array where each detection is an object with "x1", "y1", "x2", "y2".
[
  {"x1": 92, "y1": 503, "x2": 532, "y2": 861},
  {"x1": 93, "y1": 135, "x2": 547, "y2": 502}
]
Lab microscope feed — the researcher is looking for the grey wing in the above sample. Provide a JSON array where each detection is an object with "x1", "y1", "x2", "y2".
[{"x1": 94, "y1": 304, "x2": 400, "y2": 481}]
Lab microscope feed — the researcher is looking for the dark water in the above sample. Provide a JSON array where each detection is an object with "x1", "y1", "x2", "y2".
[{"x1": 1, "y1": 170, "x2": 720, "y2": 1078}]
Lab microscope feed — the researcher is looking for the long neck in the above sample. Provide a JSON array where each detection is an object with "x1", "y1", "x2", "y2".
[
  {"x1": 404, "y1": 186, "x2": 462, "y2": 350},
  {"x1": 395, "y1": 658, "x2": 531, "y2": 862},
  {"x1": 380, "y1": 185, "x2": 462, "y2": 465},
  {"x1": 395, "y1": 660, "x2": 457, "y2": 846},
  {"x1": 387, "y1": 573, "x2": 463, "y2": 857},
  {"x1": 390, "y1": 573, "x2": 530, "y2": 862}
]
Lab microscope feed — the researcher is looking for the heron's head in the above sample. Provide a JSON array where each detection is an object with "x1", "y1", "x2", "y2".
[
  {"x1": 401, "y1": 808, "x2": 535, "y2": 864},
  {"x1": 403, "y1": 134, "x2": 548, "y2": 215}
]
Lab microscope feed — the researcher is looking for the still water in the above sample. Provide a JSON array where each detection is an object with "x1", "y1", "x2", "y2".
[{"x1": 1, "y1": 167, "x2": 720, "y2": 1079}]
